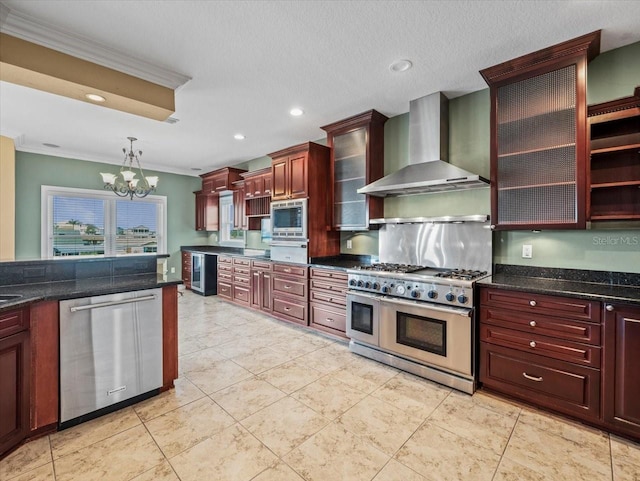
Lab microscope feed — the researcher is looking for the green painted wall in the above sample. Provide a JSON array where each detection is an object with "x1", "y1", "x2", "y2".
[{"x1": 14, "y1": 152, "x2": 207, "y2": 273}]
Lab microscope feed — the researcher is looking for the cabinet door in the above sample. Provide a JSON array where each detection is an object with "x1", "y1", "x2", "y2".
[
  {"x1": 603, "y1": 303, "x2": 640, "y2": 436},
  {"x1": 261, "y1": 272, "x2": 272, "y2": 311},
  {"x1": 244, "y1": 178, "x2": 255, "y2": 199},
  {"x1": 332, "y1": 127, "x2": 368, "y2": 229},
  {"x1": 211, "y1": 173, "x2": 228, "y2": 192},
  {"x1": 195, "y1": 193, "x2": 206, "y2": 231},
  {"x1": 271, "y1": 157, "x2": 289, "y2": 200},
  {"x1": 263, "y1": 174, "x2": 272, "y2": 195},
  {"x1": 0, "y1": 331, "x2": 30, "y2": 456},
  {"x1": 233, "y1": 185, "x2": 246, "y2": 230},
  {"x1": 205, "y1": 194, "x2": 219, "y2": 231},
  {"x1": 251, "y1": 270, "x2": 260, "y2": 309},
  {"x1": 289, "y1": 153, "x2": 308, "y2": 199}
]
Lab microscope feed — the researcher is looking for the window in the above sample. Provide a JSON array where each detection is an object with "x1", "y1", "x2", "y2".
[
  {"x1": 218, "y1": 193, "x2": 245, "y2": 247},
  {"x1": 42, "y1": 186, "x2": 166, "y2": 258}
]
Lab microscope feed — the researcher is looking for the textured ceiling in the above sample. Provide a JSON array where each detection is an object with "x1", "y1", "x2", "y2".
[{"x1": 1, "y1": 0, "x2": 639, "y2": 176}]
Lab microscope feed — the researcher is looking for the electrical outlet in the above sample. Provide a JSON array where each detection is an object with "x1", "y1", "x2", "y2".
[
  {"x1": 346, "y1": 240, "x2": 353, "y2": 249},
  {"x1": 170, "y1": 267, "x2": 175, "y2": 273},
  {"x1": 522, "y1": 244, "x2": 533, "y2": 258}
]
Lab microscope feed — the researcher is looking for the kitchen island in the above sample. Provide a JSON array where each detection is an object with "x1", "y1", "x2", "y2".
[{"x1": 0, "y1": 256, "x2": 181, "y2": 458}]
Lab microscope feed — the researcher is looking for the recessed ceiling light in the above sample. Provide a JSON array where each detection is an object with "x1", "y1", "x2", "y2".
[
  {"x1": 42, "y1": 143, "x2": 60, "y2": 148},
  {"x1": 191, "y1": 167, "x2": 202, "y2": 171},
  {"x1": 289, "y1": 108, "x2": 304, "y2": 117},
  {"x1": 85, "y1": 93, "x2": 106, "y2": 102},
  {"x1": 234, "y1": 133, "x2": 246, "y2": 140},
  {"x1": 389, "y1": 59, "x2": 413, "y2": 73}
]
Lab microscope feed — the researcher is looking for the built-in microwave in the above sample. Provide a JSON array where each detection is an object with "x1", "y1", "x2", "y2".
[{"x1": 271, "y1": 199, "x2": 307, "y2": 240}]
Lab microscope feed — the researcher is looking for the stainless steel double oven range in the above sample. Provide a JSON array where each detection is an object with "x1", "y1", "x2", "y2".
[{"x1": 346, "y1": 215, "x2": 491, "y2": 394}]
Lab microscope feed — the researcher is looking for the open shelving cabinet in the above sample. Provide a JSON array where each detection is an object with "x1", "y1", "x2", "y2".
[{"x1": 588, "y1": 87, "x2": 640, "y2": 221}]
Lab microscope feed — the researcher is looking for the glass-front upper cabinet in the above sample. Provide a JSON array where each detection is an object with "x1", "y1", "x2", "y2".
[
  {"x1": 321, "y1": 110, "x2": 388, "y2": 230},
  {"x1": 480, "y1": 31, "x2": 601, "y2": 230}
]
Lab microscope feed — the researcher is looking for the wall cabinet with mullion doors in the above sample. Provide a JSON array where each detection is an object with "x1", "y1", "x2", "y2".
[
  {"x1": 480, "y1": 31, "x2": 601, "y2": 230},
  {"x1": 321, "y1": 110, "x2": 388, "y2": 230},
  {"x1": 587, "y1": 87, "x2": 640, "y2": 221}
]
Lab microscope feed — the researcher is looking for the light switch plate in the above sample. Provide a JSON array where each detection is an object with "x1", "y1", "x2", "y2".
[
  {"x1": 522, "y1": 244, "x2": 533, "y2": 258},
  {"x1": 346, "y1": 240, "x2": 353, "y2": 249}
]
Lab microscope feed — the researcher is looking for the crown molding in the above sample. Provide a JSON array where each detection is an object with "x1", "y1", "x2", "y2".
[{"x1": 0, "y1": 4, "x2": 191, "y2": 90}]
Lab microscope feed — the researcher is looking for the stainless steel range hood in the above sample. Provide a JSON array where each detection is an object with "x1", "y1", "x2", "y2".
[{"x1": 358, "y1": 92, "x2": 489, "y2": 197}]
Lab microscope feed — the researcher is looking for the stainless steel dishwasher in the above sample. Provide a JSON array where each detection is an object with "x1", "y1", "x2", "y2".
[{"x1": 59, "y1": 288, "x2": 163, "y2": 428}]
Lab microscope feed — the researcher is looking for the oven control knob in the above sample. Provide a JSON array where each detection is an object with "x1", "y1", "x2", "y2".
[
  {"x1": 357, "y1": 280, "x2": 364, "y2": 287},
  {"x1": 411, "y1": 290, "x2": 421, "y2": 299},
  {"x1": 445, "y1": 292, "x2": 455, "y2": 302},
  {"x1": 458, "y1": 294, "x2": 468, "y2": 304},
  {"x1": 372, "y1": 282, "x2": 380, "y2": 290},
  {"x1": 349, "y1": 279, "x2": 357, "y2": 287},
  {"x1": 364, "y1": 281, "x2": 372, "y2": 289},
  {"x1": 427, "y1": 290, "x2": 438, "y2": 299},
  {"x1": 381, "y1": 285, "x2": 390, "y2": 293},
  {"x1": 396, "y1": 285, "x2": 406, "y2": 295}
]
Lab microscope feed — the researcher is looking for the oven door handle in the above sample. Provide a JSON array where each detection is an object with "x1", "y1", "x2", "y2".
[
  {"x1": 379, "y1": 296, "x2": 472, "y2": 317},
  {"x1": 270, "y1": 240, "x2": 308, "y2": 246},
  {"x1": 347, "y1": 291, "x2": 384, "y2": 302}
]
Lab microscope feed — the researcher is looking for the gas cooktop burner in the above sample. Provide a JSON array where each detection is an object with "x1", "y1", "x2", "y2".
[
  {"x1": 352, "y1": 263, "x2": 426, "y2": 274},
  {"x1": 434, "y1": 269, "x2": 488, "y2": 281}
]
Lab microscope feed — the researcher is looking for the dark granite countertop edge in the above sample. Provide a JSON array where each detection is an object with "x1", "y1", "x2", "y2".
[
  {"x1": 0, "y1": 274, "x2": 182, "y2": 312},
  {"x1": 479, "y1": 275, "x2": 640, "y2": 306}
]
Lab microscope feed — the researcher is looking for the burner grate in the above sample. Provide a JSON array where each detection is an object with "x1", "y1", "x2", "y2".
[
  {"x1": 353, "y1": 263, "x2": 426, "y2": 273},
  {"x1": 434, "y1": 269, "x2": 488, "y2": 281}
]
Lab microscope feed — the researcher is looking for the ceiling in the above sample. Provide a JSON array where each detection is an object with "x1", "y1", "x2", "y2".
[{"x1": 1, "y1": 1, "x2": 639, "y2": 177}]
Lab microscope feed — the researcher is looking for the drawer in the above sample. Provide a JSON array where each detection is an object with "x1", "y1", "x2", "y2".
[
  {"x1": 218, "y1": 264, "x2": 232, "y2": 273},
  {"x1": 233, "y1": 257, "x2": 251, "y2": 267},
  {"x1": 310, "y1": 278, "x2": 348, "y2": 294},
  {"x1": 217, "y1": 281, "x2": 232, "y2": 299},
  {"x1": 480, "y1": 343, "x2": 600, "y2": 419},
  {"x1": 251, "y1": 260, "x2": 272, "y2": 271},
  {"x1": 481, "y1": 288, "x2": 600, "y2": 323},
  {"x1": 310, "y1": 268, "x2": 348, "y2": 281},
  {"x1": 0, "y1": 308, "x2": 29, "y2": 338},
  {"x1": 233, "y1": 285, "x2": 250, "y2": 304},
  {"x1": 273, "y1": 263, "x2": 307, "y2": 278},
  {"x1": 233, "y1": 266, "x2": 250, "y2": 276},
  {"x1": 480, "y1": 306, "x2": 601, "y2": 345},
  {"x1": 310, "y1": 289, "x2": 347, "y2": 307},
  {"x1": 273, "y1": 297, "x2": 307, "y2": 324},
  {"x1": 234, "y1": 275, "x2": 250, "y2": 285},
  {"x1": 273, "y1": 277, "x2": 307, "y2": 298},
  {"x1": 218, "y1": 271, "x2": 232, "y2": 281},
  {"x1": 480, "y1": 324, "x2": 601, "y2": 368},
  {"x1": 218, "y1": 256, "x2": 233, "y2": 264},
  {"x1": 310, "y1": 303, "x2": 346, "y2": 332}
]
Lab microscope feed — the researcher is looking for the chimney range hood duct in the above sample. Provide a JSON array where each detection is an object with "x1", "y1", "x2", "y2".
[{"x1": 357, "y1": 92, "x2": 489, "y2": 197}]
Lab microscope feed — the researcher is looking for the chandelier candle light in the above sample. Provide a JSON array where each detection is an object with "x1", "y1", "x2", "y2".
[{"x1": 100, "y1": 137, "x2": 159, "y2": 200}]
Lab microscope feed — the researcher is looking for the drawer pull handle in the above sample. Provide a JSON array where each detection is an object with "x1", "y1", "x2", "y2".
[
  {"x1": 284, "y1": 307, "x2": 291, "y2": 311},
  {"x1": 326, "y1": 318, "x2": 335, "y2": 323},
  {"x1": 605, "y1": 304, "x2": 614, "y2": 312},
  {"x1": 529, "y1": 341, "x2": 536, "y2": 348},
  {"x1": 522, "y1": 372, "x2": 543, "y2": 382},
  {"x1": 284, "y1": 285, "x2": 292, "y2": 289},
  {"x1": 529, "y1": 300, "x2": 537, "y2": 307},
  {"x1": 529, "y1": 320, "x2": 536, "y2": 327},
  {"x1": 284, "y1": 268, "x2": 291, "y2": 273}
]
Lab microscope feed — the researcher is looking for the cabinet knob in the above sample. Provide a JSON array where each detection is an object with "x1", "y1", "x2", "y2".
[
  {"x1": 529, "y1": 300, "x2": 537, "y2": 307},
  {"x1": 529, "y1": 341, "x2": 536, "y2": 348},
  {"x1": 490, "y1": 225, "x2": 496, "y2": 230},
  {"x1": 605, "y1": 304, "x2": 614, "y2": 312},
  {"x1": 529, "y1": 320, "x2": 536, "y2": 327}
]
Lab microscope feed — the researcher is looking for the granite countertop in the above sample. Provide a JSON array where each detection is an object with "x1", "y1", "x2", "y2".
[
  {"x1": 0, "y1": 274, "x2": 182, "y2": 312},
  {"x1": 479, "y1": 265, "x2": 640, "y2": 306},
  {"x1": 308, "y1": 255, "x2": 374, "y2": 271}
]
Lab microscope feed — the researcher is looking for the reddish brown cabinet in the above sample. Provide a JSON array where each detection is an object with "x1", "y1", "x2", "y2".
[
  {"x1": 251, "y1": 259, "x2": 272, "y2": 312},
  {"x1": 241, "y1": 168, "x2": 272, "y2": 230},
  {"x1": 321, "y1": 110, "x2": 388, "y2": 230},
  {"x1": 233, "y1": 181, "x2": 247, "y2": 230},
  {"x1": 194, "y1": 191, "x2": 219, "y2": 231},
  {"x1": 271, "y1": 262, "x2": 308, "y2": 326},
  {"x1": 480, "y1": 31, "x2": 600, "y2": 230},
  {"x1": 271, "y1": 151, "x2": 307, "y2": 201},
  {"x1": 479, "y1": 287, "x2": 602, "y2": 420},
  {"x1": 200, "y1": 167, "x2": 246, "y2": 194},
  {"x1": 309, "y1": 268, "x2": 348, "y2": 337},
  {"x1": 181, "y1": 250, "x2": 192, "y2": 289},
  {"x1": 603, "y1": 302, "x2": 640, "y2": 438},
  {"x1": 0, "y1": 308, "x2": 30, "y2": 458}
]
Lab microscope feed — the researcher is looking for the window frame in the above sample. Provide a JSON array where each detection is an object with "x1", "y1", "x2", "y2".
[{"x1": 41, "y1": 185, "x2": 167, "y2": 258}]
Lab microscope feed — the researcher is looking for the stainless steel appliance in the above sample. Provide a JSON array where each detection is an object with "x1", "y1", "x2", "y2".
[
  {"x1": 346, "y1": 215, "x2": 491, "y2": 394},
  {"x1": 191, "y1": 252, "x2": 218, "y2": 295},
  {"x1": 59, "y1": 288, "x2": 163, "y2": 428},
  {"x1": 270, "y1": 199, "x2": 308, "y2": 264}
]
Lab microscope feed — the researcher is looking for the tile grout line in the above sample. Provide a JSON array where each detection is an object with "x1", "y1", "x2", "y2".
[
  {"x1": 138, "y1": 414, "x2": 183, "y2": 481},
  {"x1": 490, "y1": 409, "x2": 523, "y2": 481}
]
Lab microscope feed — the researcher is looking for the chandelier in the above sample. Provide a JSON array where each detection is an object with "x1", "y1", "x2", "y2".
[{"x1": 100, "y1": 137, "x2": 158, "y2": 200}]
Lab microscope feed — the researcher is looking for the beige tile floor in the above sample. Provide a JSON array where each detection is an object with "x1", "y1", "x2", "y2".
[{"x1": 2, "y1": 291, "x2": 639, "y2": 481}]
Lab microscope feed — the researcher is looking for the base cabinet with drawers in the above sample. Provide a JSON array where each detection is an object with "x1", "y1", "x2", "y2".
[
  {"x1": 479, "y1": 286, "x2": 640, "y2": 440},
  {"x1": 231, "y1": 257, "x2": 251, "y2": 306},
  {"x1": 271, "y1": 263, "x2": 308, "y2": 326},
  {"x1": 309, "y1": 268, "x2": 348, "y2": 337},
  {"x1": 216, "y1": 255, "x2": 233, "y2": 300}
]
